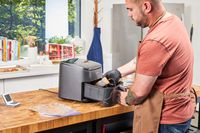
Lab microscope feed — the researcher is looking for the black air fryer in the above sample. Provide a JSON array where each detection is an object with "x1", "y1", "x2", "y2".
[{"x1": 58, "y1": 58, "x2": 118, "y2": 106}]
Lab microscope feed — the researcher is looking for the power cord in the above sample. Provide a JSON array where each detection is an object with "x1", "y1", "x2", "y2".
[{"x1": 38, "y1": 88, "x2": 58, "y2": 94}]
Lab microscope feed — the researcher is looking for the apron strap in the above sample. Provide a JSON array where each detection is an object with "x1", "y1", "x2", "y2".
[
  {"x1": 164, "y1": 92, "x2": 190, "y2": 100},
  {"x1": 191, "y1": 87, "x2": 197, "y2": 104},
  {"x1": 163, "y1": 87, "x2": 197, "y2": 103},
  {"x1": 163, "y1": 88, "x2": 197, "y2": 113}
]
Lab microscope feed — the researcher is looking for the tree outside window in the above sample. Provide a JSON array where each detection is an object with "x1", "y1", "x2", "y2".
[{"x1": 0, "y1": 0, "x2": 80, "y2": 53}]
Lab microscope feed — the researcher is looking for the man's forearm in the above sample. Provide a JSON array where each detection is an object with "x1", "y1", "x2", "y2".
[
  {"x1": 118, "y1": 58, "x2": 137, "y2": 77},
  {"x1": 125, "y1": 90, "x2": 147, "y2": 105}
]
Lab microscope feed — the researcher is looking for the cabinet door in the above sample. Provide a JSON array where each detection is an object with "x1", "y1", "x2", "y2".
[
  {"x1": 0, "y1": 80, "x2": 3, "y2": 94},
  {"x1": 4, "y1": 74, "x2": 59, "y2": 94}
]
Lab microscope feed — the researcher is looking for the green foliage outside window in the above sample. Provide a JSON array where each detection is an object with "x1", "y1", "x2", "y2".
[
  {"x1": 48, "y1": 36, "x2": 72, "y2": 44},
  {"x1": 0, "y1": 0, "x2": 45, "y2": 46},
  {"x1": 68, "y1": 0, "x2": 76, "y2": 23},
  {"x1": 0, "y1": 0, "x2": 80, "y2": 51},
  {"x1": 68, "y1": 0, "x2": 80, "y2": 37}
]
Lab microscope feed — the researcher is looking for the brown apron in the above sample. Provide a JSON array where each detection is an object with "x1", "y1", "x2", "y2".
[
  {"x1": 132, "y1": 89, "x2": 196, "y2": 133},
  {"x1": 133, "y1": 89, "x2": 163, "y2": 133}
]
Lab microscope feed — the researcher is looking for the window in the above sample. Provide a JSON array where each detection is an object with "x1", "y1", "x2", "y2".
[
  {"x1": 68, "y1": 0, "x2": 81, "y2": 37},
  {"x1": 0, "y1": 0, "x2": 81, "y2": 52}
]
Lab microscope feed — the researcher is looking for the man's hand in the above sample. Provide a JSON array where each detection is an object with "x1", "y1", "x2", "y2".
[
  {"x1": 103, "y1": 69, "x2": 121, "y2": 85},
  {"x1": 119, "y1": 91, "x2": 129, "y2": 106},
  {"x1": 113, "y1": 83, "x2": 128, "y2": 106}
]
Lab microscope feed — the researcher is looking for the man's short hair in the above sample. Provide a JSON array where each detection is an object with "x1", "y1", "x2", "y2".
[{"x1": 131, "y1": 0, "x2": 160, "y2": 4}]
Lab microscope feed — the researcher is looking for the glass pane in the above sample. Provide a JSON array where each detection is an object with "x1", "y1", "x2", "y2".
[
  {"x1": 68, "y1": 0, "x2": 81, "y2": 37},
  {"x1": 0, "y1": 0, "x2": 81, "y2": 56},
  {"x1": 0, "y1": 1, "x2": 45, "y2": 49}
]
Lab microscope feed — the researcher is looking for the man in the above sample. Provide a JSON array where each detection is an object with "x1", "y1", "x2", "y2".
[{"x1": 104, "y1": 0, "x2": 194, "y2": 132}]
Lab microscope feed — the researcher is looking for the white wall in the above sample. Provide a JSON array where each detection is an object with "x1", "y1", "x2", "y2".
[
  {"x1": 81, "y1": 0, "x2": 115, "y2": 72},
  {"x1": 0, "y1": 80, "x2": 3, "y2": 94},
  {"x1": 45, "y1": 0, "x2": 68, "y2": 39},
  {"x1": 81, "y1": 0, "x2": 200, "y2": 84},
  {"x1": 81, "y1": 0, "x2": 124, "y2": 54},
  {"x1": 190, "y1": 0, "x2": 200, "y2": 85}
]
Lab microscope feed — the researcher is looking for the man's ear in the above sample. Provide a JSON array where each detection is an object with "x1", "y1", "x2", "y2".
[{"x1": 142, "y1": 1, "x2": 152, "y2": 14}]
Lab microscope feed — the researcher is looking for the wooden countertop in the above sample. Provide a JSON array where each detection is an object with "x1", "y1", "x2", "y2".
[
  {"x1": 0, "y1": 88, "x2": 134, "y2": 133},
  {"x1": 193, "y1": 85, "x2": 200, "y2": 97},
  {"x1": 1, "y1": 86, "x2": 200, "y2": 133}
]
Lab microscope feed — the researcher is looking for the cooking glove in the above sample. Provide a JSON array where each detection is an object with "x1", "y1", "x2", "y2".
[
  {"x1": 103, "y1": 69, "x2": 121, "y2": 86},
  {"x1": 111, "y1": 83, "x2": 127, "y2": 104}
]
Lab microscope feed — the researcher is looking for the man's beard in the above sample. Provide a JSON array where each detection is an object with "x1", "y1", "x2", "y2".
[
  {"x1": 134, "y1": 9, "x2": 148, "y2": 28},
  {"x1": 132, "y1": 18, "x2": 148, "y2": 28}
]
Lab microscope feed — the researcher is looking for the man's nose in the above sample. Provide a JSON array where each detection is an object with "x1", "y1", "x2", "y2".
[{"x1": 128, "y1": 11, "x2": 132, "y2": 17}]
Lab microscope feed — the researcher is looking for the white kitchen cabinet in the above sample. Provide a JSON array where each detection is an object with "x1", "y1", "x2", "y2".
[
  {"x1": 0, "y1": 64, "x2": 60, "y2": 94},
  {"x1": 4, "y1": 74, "x2": 59, "y2": 94}
]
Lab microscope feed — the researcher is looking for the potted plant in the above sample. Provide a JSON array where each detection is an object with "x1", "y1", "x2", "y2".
[
  {"x1": 47, "y1": 36, "x2": 75, "y2": 61},
  {"x1": 26, "y1": 35, "x2": 38, "y2": 61}
]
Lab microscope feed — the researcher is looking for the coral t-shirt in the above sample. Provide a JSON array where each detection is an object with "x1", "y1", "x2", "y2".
[{"x1": 136, "y1": 15, "x2": 194, "y2": 124}]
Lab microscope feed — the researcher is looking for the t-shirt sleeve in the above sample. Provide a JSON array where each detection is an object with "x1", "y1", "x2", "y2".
[{"x1": 136, "y1": 40, "x2": 171, "y2": 76}]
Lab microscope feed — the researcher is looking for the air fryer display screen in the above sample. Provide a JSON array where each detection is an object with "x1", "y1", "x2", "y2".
[
  {"x1": 5, "y1": 94, "x2": 12, "y2": 101},
  {"x1": 65, "y1": 58, "x2": 78, "y2": 64}
]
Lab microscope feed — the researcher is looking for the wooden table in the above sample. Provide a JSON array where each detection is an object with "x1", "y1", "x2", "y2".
[
  {"x1": 0, "y1": 88, "x2": 134, "y2": 133},
  {"x1": 193, "y1": 85, "x2": 200, "y2": 97},
  {"x1": 1, "y1": 86, "x2": 200, "y2": 133}
]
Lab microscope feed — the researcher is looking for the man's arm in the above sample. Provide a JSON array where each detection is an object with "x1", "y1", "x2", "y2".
[
  {"x1": 103, "y1": 57, "x2": 137, "y2": 85},
  {"x1": 120, "y1": 73, "x2": 157, "y2": 105},
  {"x1": 118, "y1": 57, "x2": 137, "y2": 77}
]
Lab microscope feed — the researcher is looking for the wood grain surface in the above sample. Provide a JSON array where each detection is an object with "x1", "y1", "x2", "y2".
[
  {"x1": 193, "y1": 85, "x2": 200, "y2": 97},
  {"x1": 0, "y1": 88, "x2": 134, "y2": 133}
]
